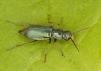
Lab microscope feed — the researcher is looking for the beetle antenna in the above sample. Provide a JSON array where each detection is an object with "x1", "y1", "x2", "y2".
[
  {"x1": 73, "y1": 27, "x2": 91, "y2": 34},
  {"x1": 71, "y1": 39, "x2": 79, "y2": 52}
]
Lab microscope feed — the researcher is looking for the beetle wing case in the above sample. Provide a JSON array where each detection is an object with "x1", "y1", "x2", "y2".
[{"x1": 25, "y1": 25, "x2": 53, "y2": 40}]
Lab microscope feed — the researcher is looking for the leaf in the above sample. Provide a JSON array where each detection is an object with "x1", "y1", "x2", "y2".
[{"x1": 0, "y1": 0, "x2": 101, "y2": 71}]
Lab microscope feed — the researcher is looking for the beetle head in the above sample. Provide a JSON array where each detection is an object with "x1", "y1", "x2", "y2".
[
  {"x1": 62, "y1": 31, "x2": 79, "y2": 52},
  {"x1": 62, "y1": 31, "x2": 73, "y2": 40}
]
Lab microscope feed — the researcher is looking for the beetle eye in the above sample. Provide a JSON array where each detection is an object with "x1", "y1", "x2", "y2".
[{"x1": 62, "y1": 31, "x2": 72, "y2": 40}]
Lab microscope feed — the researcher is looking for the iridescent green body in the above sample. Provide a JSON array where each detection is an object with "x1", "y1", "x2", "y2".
[
  {"x1": 19, "y1": 25, "x2": 72, "y2": 41},
  {"x1": 7, "y1": 15, "x2": 90, "y2": 63},
  {"x1": 17, "y1": 24, "x2": 76, "y2": 63},
  {"x1": 25, "y1": 25, "x2": 53, "y2": 40}
]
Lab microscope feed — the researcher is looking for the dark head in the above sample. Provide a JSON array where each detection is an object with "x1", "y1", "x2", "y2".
[
  {"x1": 62, "y1": 31, "x2": 79, "y2": 52},
  {"x1": 19, "y1": 29, "x2": 26, "y2": 35},
  {"x1": 62, "y1": 31, "x2": 73, "y2": 41}
]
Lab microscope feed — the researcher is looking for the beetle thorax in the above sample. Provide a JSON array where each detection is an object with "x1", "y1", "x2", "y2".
[{"x1": 51, "y1": 29, "x2": 63, "y2": 39}]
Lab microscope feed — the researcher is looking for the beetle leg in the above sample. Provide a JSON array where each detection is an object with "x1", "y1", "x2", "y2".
[
  {"x1": 56, "y1": 17, "x2": 64, "y2": 28},
  {"x1": 60, "y1": 17, "x2": 63, "y2": 25},
  {"x1": 54, "y1": 38, "x2": 64, "y2": 57},
  {"x1": 54, "y1": 38, "x2": 57, "y2": 42},
  {"x1": 7, "y1": 40, "x2": 37, "y2": 51},
  {"x1": 44, "y1": 38, "x2": 51, "y2": 63},
  {"x1": 49, "y1": 38, "x2": 51, "y2": 43},
  {"x1": 56, "y1": 24, "x2": 60, "y2": 28},
  {"x1": 55, "y1": 43, "x2": 65, "y2": 58},
  {"x1": 48, "y1": 14, "x2": 53, "y2": 26}
]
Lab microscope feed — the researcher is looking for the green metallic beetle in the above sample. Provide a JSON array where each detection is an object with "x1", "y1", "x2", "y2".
[
  {"x1": 7, "y1": 15, "x2": 91, "y2": 62},
  {"x1": 19, "y1": 25, "x2": 75, "y2": 44}
]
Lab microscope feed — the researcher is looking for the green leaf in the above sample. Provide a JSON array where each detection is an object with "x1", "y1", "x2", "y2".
[{"x1": 0, "y1": 0, "x2": 101, "y2": 71}]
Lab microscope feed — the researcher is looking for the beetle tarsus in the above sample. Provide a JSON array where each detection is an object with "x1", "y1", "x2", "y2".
[
  {"x1": 44, "y1": 54, "x2": 47, "y2": 63},
  {"x1": 62, "y1": 53, "x2": 65, "y2": 58}
]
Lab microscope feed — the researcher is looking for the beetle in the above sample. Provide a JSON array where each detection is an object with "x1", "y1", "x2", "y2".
[{"x1": 6, "y1": 15, "x2": 91, "y2": 62}]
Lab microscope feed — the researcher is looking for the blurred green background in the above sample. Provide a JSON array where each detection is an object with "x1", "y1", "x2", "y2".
[{"x1": 0, "y1": 0, "x2": 101, "y2": 71}]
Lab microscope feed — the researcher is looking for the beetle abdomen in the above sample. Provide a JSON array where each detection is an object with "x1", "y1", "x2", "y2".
[{"x1": 25, "y1": 25, "x2": 53, "y2": 40}]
